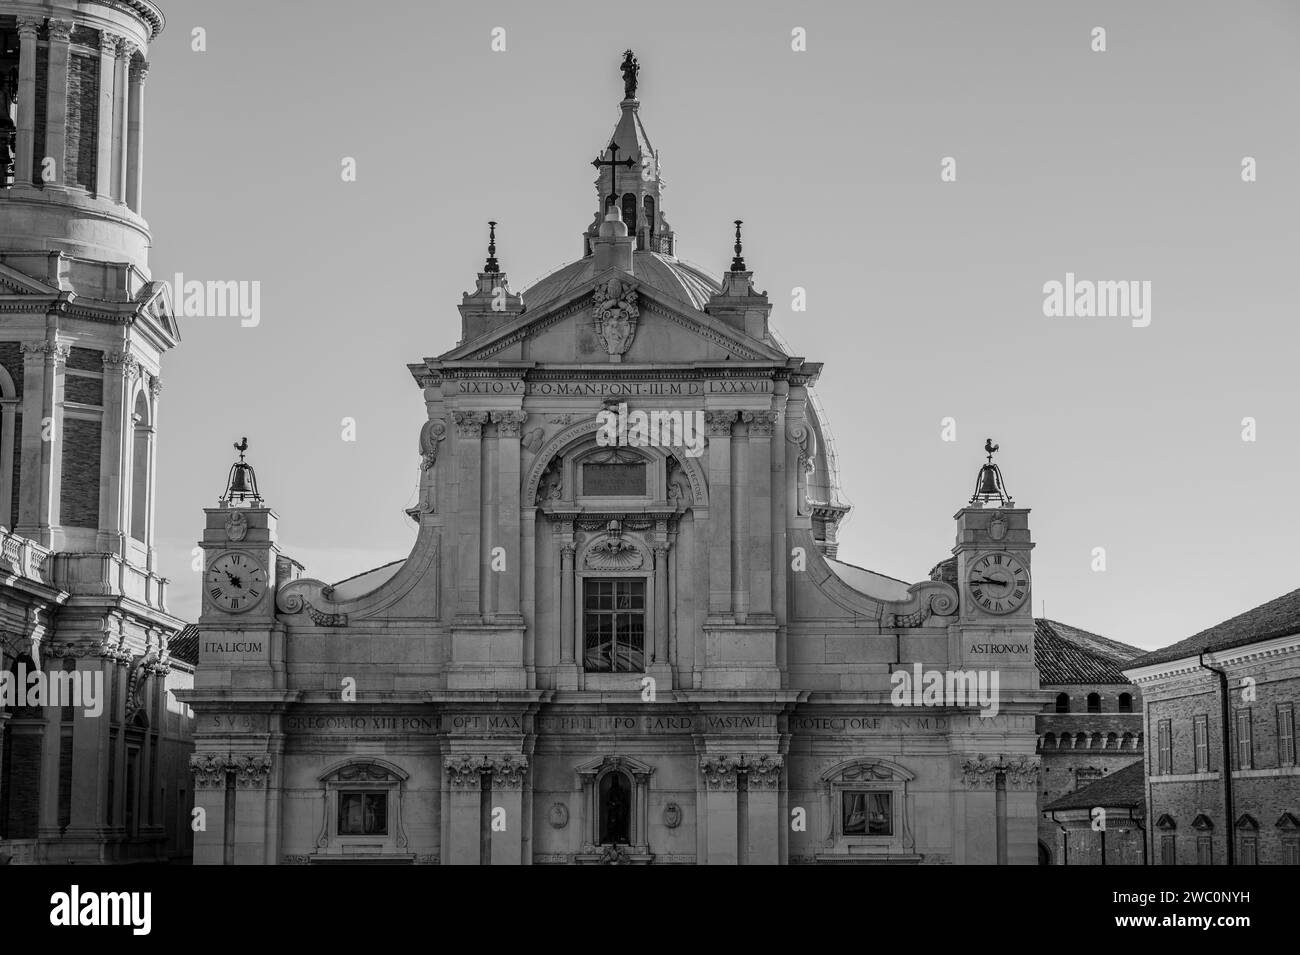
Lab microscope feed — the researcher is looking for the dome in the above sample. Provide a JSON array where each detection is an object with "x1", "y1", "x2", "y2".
[{"x1": 521, "y1": 251, "x2": 721, "y2": 314}]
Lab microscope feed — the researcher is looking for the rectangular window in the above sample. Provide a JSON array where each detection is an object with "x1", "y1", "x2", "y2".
[
  {"x1": 338, "y1": 792, "x2": 387, "y2": 835},
  {"x1": 1157, "y1": 719, "x2": 1172, "y2": 775},
  {"x1": 1278, "y1": 705, "x2": 1296, "y2": 766},
  {"x1": 1236, "y1": 709, "x2": 1253, "y2": 770},
  {"x1": 583, "y1": 578, "x2": 645, "y2": 672},
  {"x1": 1284, "y1": 840, "x2": 1299, "y2": 866},
  {"x1": 1239, "y1": 837, "x2": 1257, "y2": 866},
  {"x1": 842, "y1": 791, "x2": 892, "y2": 836},
  {"x1": 1196, "y1": 835, "x2": 1212, "y2": 865},
  {"x1": 1193, "y1": 715, "x2": 1209, "y2": 773},
  {"x1": 1160, "y1": 835, "x2": 1176, "y2": 865}
]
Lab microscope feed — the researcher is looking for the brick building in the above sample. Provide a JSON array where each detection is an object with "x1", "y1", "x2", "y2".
[
  {"x1": 1123, "y1": 588, "x2": 1300, "y2": 865},
  {"x1": 1042, "y1": 761, "x2": 1146, "y2": 865},
  {"x1": 0, "y1": 0, "x2": 194, "y2": 864},
  {"x1": 1033, "y1": 618, "x2": 1145, "y2": 864}
]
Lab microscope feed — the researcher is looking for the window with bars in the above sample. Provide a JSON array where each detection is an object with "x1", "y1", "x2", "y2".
[{"x1": 583, "y1": 579, "x2": 645, "y2": 673}]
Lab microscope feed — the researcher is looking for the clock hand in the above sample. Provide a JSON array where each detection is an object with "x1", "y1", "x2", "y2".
[{"x1": 971, "y1": 577, "x2": 1010, "y2": 586}]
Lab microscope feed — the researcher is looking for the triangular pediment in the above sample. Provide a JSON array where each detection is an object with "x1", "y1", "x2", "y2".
[
  {"x1": 441, "y1": 267, "x2": 787, "y2": 365},
  {"x1": 0, "y1": 262, "x2": 61, "y2": 297}
]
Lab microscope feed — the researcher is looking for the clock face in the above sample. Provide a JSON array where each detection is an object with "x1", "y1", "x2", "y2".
[
  {"x1": 967, "y1": 552, "x2": 1030, "y2": 615},
  {"x1": 205, "y1": 551, "x2": 267, "y2": 614}
]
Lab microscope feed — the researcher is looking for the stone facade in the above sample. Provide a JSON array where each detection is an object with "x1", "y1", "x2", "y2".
[
  {"x1": 184, "y1": 57, "x2": 1047, "y2": 865},
  {"x1": 0, "y1": 0, "x2": 192, "y2": 865}
]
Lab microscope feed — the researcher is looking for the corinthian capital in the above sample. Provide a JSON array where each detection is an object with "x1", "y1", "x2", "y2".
[
  {"x1": 699, "y1": 755, "x2": 742, "y2": 790},
  {"x1": 98, "y1": 31, "x2": 119, "y2": 55},
  {"x1": 21, "y1": 341, "x2": 70, "y2": 365},
  {"x1": 741, "y1": 410, "x2": 778, "y2": 436},
  {"x1": 103, "y1": 351, "x2": 139, "y2": 379},
  {"x1": 453, "y1": 410, "x2": 488, "y2": 438},
  {"x1": 491, "y1": 410, "x2": 528, "y2": 436},
  {"x1": 16, "y1": 17, "x2": 42, "y2": 38},
  {"x1": 703, "y1": 410, "x2": 735, "y2": 437},
  {"x1": 46, "y1": 19, "x2": 75, "y2": 43}
]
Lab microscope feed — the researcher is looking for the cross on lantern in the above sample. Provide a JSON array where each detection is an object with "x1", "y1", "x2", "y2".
[{"x1": 591, "y1": 140, "x2": 636, "y2": 212}]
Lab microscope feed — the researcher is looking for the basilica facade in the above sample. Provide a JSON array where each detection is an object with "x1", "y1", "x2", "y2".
[{"x1": 186, "y1": 53, "x2": 1044, "y2": 865}]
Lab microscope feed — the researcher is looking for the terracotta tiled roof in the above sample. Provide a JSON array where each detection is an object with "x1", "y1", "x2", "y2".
[
  {"x1": 1043, "y1": 760, "x2": 1146, "y2": 812},
  {"x1": 1035, "y1": 619, "x2": 1144, "y2": 685},
  {"x1": 1126, "y1": 588, "x2": 1300, "y2": 669},
  {"x1": 169, "y1": 625, "x2": 199, "y2": 668}
]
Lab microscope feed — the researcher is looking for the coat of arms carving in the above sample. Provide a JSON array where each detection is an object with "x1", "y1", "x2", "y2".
[{"x1": 591, "y1": 277, "x2": 639, "y2": 360}]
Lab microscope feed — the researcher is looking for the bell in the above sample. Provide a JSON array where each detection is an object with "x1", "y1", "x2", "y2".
[
  {"x1": 228, "y1": 464, "x2": 253, "y2": 495},
  {"x1": 221, "y1": 437, "x2": 263, "y2": 505},
  {"x1": 975, "y1": 465, "x2": 1001, "y2": 497}
]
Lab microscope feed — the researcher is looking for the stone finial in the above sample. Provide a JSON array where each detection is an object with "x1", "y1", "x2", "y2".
[
  {"x1": 483, "y1": 220, "x2": 500, "y2": 275},
  {"x1": 730, "y1": 219, "x2": 746, "y2": 272}
]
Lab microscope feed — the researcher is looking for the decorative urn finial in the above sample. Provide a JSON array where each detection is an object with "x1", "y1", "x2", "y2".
[
  {"x1": 730, "y1": 219, "x2": 746, "y2": 272},
  {"x1": 484, "y1": 220, "x2": 500, "y2": 274}
]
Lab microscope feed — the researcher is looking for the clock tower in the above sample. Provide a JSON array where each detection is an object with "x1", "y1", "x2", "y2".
[
  {"x1": 952, "y1": 440, "x2": 1037, "y2": 689},
  {"x1": 196, "y1": 441, "x2": 287, "y2": 688}
]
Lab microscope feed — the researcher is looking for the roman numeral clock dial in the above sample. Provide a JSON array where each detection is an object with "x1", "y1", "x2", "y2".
[
  {"x1": 205, "y1": 551, "x2": 267, "y2": 614},
  {"x1": 966, "y1": 552, "x2": 1030, "y2": 615}
]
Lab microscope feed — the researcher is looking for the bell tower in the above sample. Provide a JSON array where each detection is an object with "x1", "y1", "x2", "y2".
[
  {"x1": 196, "y1": 440, "x2": 286, "y2": 684},
  {"x1": 583, "y1": 50, "x2": 674, "y2": 256},
  {"x1": 952, "y1": 440, "x2": 1037, "y2": 688},
  {"x1": 0, "y1": 0, "x2": 177, "y2": 576}
]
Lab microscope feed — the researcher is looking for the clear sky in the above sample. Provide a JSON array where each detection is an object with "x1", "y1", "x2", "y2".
[{"x1": 144, "y1": 0, "x2": 1300, "y2": 652}]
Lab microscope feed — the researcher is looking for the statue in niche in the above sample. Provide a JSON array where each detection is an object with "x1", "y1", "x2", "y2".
[
  {"x1": 536, "y1": 458, "x2": 563, "y2": 505},
  {"x1": 600, "y1": 772, "x2": 631, "y2": 845}
]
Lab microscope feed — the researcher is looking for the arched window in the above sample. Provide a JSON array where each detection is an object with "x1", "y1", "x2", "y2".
[
  {"x1": 643, "y1": 196, "x2": 655, "y2": 242},
  {"x1": 1106, "y1": 732, "x2": 1118, "y2": 750},
  {"x1": 130, "y1": 390, "x2": 150, "y2": 542},
  {"x1": 1042, "y1": 732, "x2": 1056, "y2": 751},
  {"x1": 1118, "y1": 692, "x2": 1133, "y2": 713},
  {"x1": 0, "y1": 360, "x2": 18, "y2": 529},
  {"x1": 1055, "y1": 693, "x2": 1070, "y2": 713},
  {"x1": 598, "y1": 770, "x2": 632, "y2": 845},
  {"x1": 1087, "y1": 693, "x2": 1101, "y2": 713},
  {"x1": 621, "y1": 193, "x2": 638, "y2": 239}
]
